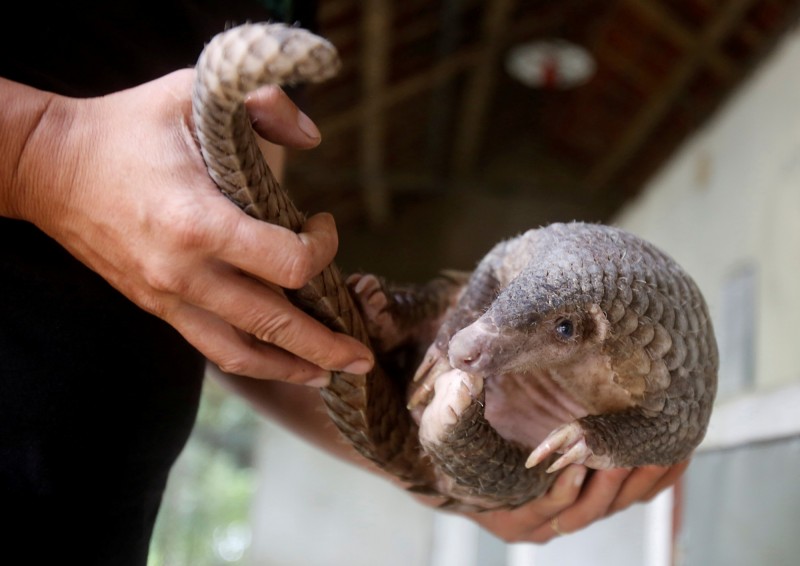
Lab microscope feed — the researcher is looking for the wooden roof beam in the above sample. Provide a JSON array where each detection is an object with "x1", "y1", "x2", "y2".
[
  {"x1": 625, "y1": 0, "x2": 737, "y2": 79},
  {"x1": 585, "y1": 0, "x2": 758, "y2": 193},
  {"x1": 594, "y1": 40, "x2": 661, "y2": 94},
  {"x1": 319, "y1": 4, "x2": 569, "y2": 140},
  {"x1": 318, "y1": 0, "x2": 356, "y2": 22},
  {"x1": 360, "y1": 0, "x2": 391, "y2": 226},
  {"x1": 451, "y1": 0, "x2": 516, "y2": 177},
  {"x1": 319, "y1": 46, "x2": 480, "y2": 136}
]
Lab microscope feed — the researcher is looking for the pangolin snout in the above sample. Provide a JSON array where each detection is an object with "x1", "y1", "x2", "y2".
[{"x1": 448, "y1": 320, "x2": 501, "y2": 375}]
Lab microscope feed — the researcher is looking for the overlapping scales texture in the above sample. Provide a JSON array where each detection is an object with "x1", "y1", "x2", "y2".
[{"x1": 192, "y1": 24, "x2": 718, "y2": 511}]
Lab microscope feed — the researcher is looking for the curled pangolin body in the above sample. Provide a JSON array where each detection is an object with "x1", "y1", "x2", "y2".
[
  {"x1": 416, "y1": 223, "x2": 717, "y2": 502},
  {"x1": 192, "y1": 23, "x2": 718, "y2": 510}
]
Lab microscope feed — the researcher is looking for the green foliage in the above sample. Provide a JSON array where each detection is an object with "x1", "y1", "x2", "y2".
[{"x1": 148, "y1": 379, "x2": 259, "y2": 566}]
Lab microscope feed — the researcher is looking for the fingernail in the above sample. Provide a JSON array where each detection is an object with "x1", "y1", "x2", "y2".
[
  {"x1": 341, "y1": 358, "x2": 373, "y2": 375},
  {"x1": 297, "y1": 110, "x2": 321, "y2": 141},
  {"x1": 570, "y1": 466, "x2": 588, "y2": 487},
  {"x1": 306, "y1": 373, "x2": 332, "y2": 388}
]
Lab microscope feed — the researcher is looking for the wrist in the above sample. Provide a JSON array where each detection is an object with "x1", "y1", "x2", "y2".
[{"x1": 0, "y1": 78, "x2": 80, "y2": 226}]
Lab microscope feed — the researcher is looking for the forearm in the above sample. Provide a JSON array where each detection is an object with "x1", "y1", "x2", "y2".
[{"x1": 211, "y1": 368, "x2": 376, "y2": 468}]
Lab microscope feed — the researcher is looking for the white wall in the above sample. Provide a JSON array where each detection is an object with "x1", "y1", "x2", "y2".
[
  {"x1": 249, "y1": 420, "x2": 435, "y2": 566},
  {"x1": 615, "y1": 25, "x2": 800, "y2": 393}
]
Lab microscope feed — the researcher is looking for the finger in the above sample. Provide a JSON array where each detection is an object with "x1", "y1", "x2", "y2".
[
  {"x1": 608, "y1": 461, "x2": 689, "y2": 514},
  {"x1": 528, "y1": 468, "x2": 632, "y2": 541},
  {"x1": 608, "y1": 466, "x2": 668, "y2": 514},
  {"x1": 245, "y1": 85, "x2": 321, "y2": 148},
  {"x1": 541, "y1": 465, "x2": 589, "y2": 509},
  {"x1": 170, "y1": 303, "x2": 334, "y2": 385},
  {"x1": 468, "y1": 465, "x2": 587, "y2": 544},
  {"x1": 519, "y1": 465, "x2": 589, "y2": 543},
  {"x1": 183, "y1": 266, "x2": 373, "y2": 373},
  {"x1": 644, "y1": 460, "x2": 689, "y2": 499},
  {"x1": 165, "y1": 70, "x2": 320, "y2": 150},
  {"x1": 218, "y1": 211, "x2": 339, "y2": 290}
]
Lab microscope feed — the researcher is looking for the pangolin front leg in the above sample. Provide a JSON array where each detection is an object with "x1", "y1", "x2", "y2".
[
  {"x1": 348, "y1": 238, "x2": 563, "y2": 509},
  {"x1": 527, "y1": 383, "x2": 715, "y2": 473}
]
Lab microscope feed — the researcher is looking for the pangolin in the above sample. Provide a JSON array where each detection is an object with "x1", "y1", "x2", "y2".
[
  {"x1": 349, "y1": 222, "x2": 718, "y2": 509},
  {"x1": 191, "y1": 23, "x2": 719, "y2": 511}
]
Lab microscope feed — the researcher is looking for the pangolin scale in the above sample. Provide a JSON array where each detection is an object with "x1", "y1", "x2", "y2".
[{"x1": 191, "y1": 23, "x2": 718, "y2": 511}]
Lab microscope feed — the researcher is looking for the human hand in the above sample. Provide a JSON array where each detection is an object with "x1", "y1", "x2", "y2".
[
  {"x1": 7, "y1": 70, "x2": 373, "y2": 384},
  {"x1": 458, "y1": 461, "x2": 688, "y2": 543}
]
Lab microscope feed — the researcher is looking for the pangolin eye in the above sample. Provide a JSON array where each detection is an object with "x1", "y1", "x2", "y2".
[{"x1": 555, "y1": 319, "x2": 574, "y2": 339}]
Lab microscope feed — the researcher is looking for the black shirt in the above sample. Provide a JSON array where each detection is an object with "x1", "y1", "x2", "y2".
[{"x1": 0, "y1": 1, "x2": 308, "y2": 563}]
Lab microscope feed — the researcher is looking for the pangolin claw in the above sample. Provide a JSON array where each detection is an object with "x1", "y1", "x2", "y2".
[
  {"x1": 526, "y1": 421, "x2": 618, "y2": 472},
  {"x1": 525, "y1": 422, "x2": 587, "y2": 470},
  {"x1": 547, "y1": 439, "x2": 593, "y2": 473}
]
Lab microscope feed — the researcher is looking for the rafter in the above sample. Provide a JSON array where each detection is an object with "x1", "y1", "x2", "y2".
[
  {"x1": 318, "y1": 0, "x2": 356, "y2": 22},
  {"x1": 585, "y1": 0, "x2": 758, "y2": 193},
  {"x1": 319, "y1": 46, "x2": 480, "y2": 136},
  {"x1": 594, "y1": 40, "x2": 659, "y2": 94},
  {"x1": 318, "y1": 3, "x2": 570, "y2": 140},
  {"x1": 451, "y1": 0, "x2": 516, "y2": 177},
  {"x1": 625, "y1": 0, "x2": 737, "y2": 78},
  {"x1": 360, "y1": 0, "x2": 391, "y2": 226}
]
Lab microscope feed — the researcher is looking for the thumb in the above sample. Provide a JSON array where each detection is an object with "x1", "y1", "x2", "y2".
[{"x1": 245, "y1": 85, "x2": 321, "y2": 149}]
